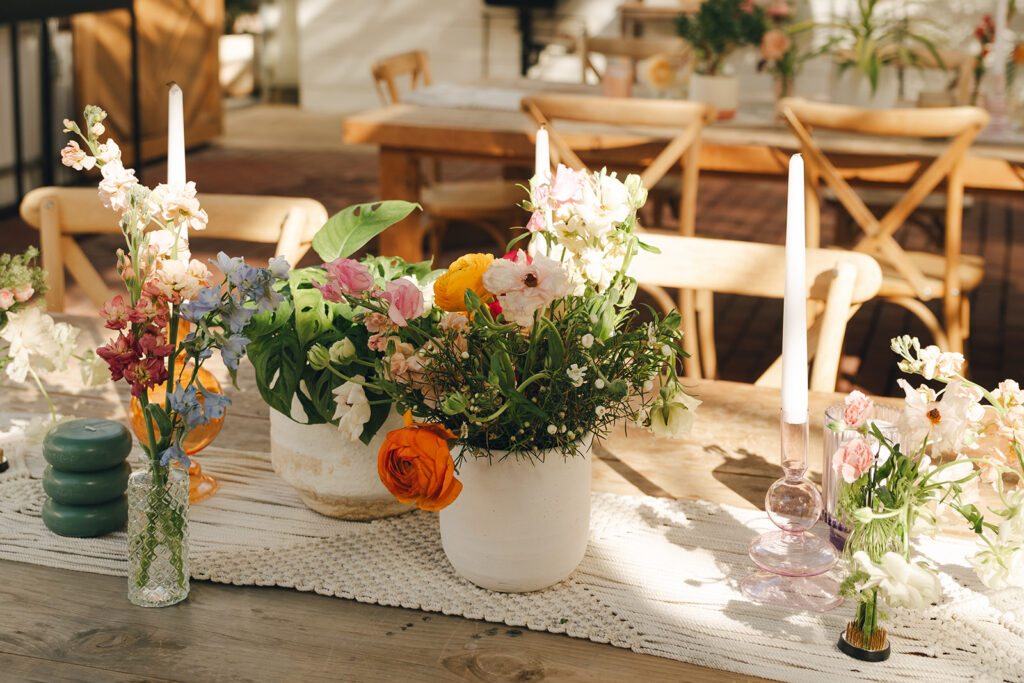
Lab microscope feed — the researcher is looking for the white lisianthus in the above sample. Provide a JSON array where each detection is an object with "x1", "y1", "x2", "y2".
[
  {"x1": 853, "y1": 551, "x2": 942, "y2": 610},
  {"x1": 329, "y1": 338, "x2": 357, "y2": 363},
  {"x1": 970, "y1": 523, "x2": 1024, "y2": 589},
  {"x1": 78, "y1": 349, "x2": 111, "y2": 387},
  {"x1": 332, "y1": 375, "x2": 371, "y2": 442}
]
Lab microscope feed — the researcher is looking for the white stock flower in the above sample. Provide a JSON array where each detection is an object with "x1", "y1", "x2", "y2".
[
  {"x1": 147, "y1": 229, "x2": 191, "y2": 263},
  {"x1": 97, "y1": 160, "x2": 138, "y2": 213},
  {"x1": 970, "y1": 523, "x2": 1024, "y2": 589},
  {"x1": 919, "y1": 345, "x2": 964, "y2": 380},
  {"x1": 853, "y1": 551, "x2": 942, "y2": 610},
  {"x1": 332, "y1": 375, "x2": 371, "y2": 442},
  {"x1": 96, "y1": 138, "x2": 121, "y2": 164}
]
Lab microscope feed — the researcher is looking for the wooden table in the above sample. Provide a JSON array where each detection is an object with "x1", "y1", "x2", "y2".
[
  {"x1": 343, "y1": 86, "x2": 1024, "y2": 262},
  {"x1": 0, "y1": 317, "x2": 845, "y2": 681}
]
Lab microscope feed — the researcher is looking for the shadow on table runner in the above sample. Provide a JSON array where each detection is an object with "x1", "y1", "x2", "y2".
[{"x1": 1, "y1": 420, "x2": 1022, "y2": 682}]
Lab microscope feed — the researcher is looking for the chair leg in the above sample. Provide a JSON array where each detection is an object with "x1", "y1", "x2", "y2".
[
  {"x1": 695, "y1": 289, "x2": 716, "y2": 379},
  {"x1": 39, "y1": 199, "x2": 66, "y2": 312}
]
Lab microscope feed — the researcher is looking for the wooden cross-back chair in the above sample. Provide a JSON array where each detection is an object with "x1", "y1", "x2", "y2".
[
  {"x1": 579, "y1": 34, "x2": 689, "y2": 84},
  {"x1": 19, "y1": 187, "x2": 328, "y2": 312},
  {"x1": 371, "y1": 50, "x2": 432, "y2": 105},
  {"x1": 370, "y1": 50, "x2": 519, "y2": 259},
  {"x1": 779, "y1": 97, "x2": 989, "y2": 356},
  {"x1": 629, "y1": 234, "x2": 883, "y2": 392},
  {"x1": 521, "y1": 94, "x2": 715, "y2": 378}
]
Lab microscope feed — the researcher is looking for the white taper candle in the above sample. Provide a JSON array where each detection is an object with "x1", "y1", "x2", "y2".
[
  {"x1": 534, "y1": 126, "x2": 549, "y2": 181},
  {"x1": 781, "y1": 153, "x2": 808, "y2": 424},
  {"x1": 167, "y1": 82, "x2": 185, "y2": 187}
]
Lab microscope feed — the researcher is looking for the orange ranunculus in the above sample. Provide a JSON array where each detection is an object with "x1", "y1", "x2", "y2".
[
  {"x1": 378, "y1": 411, "x2": 462, "y2": 511},
  {"x1": 433, "y1": 253, "x2": 494, "y2": 312}
]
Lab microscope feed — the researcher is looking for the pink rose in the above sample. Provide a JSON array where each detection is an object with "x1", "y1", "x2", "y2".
[
  {"x1": 843, "y1": 390, "x2": 873, "y2": 429},
  {"x1": 12, "y1": 283, "x2": 33, "y2": 303},
  {"x1": 381, "y1": 278, "x2": 424, "y2": 327},
  {"x1": 323, "y1": 258, "x2": 374, "y2": 295},
  {"x1": 833, "y1": 437, "x2": 874, "y2": 484},
  {"x1": 0, "y1": 289, "x2": 14, "y2": 310},
  {"x1": 760, "y1": 29, "x2": 792, "y2": 62}
]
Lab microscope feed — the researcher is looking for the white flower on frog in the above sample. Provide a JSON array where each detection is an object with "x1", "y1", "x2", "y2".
[
  {"x1": 970, "y1": 523, "x2": 1024, "y2": 589},
  {"x1": 566, "y1": 363, "x2": 587, "y2": 388},
  {"x1": 853, "y1": 551, "x2": 941, "y2": 610},
  {"x1": 0, "y1": 307, "x2": 78, "y2": 383},
  {"x1": 332, "y1": 375, "x2": 371, "y2": 442}
]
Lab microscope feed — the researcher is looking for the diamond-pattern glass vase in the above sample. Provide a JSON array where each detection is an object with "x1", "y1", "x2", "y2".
[{"x1": 127, "y1": 465, "x2": 190, "y2": 607}]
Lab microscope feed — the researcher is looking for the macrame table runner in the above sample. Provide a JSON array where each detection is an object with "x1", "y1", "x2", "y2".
[{"x1": 1, "y1": 416, "x2": 1022, "y2": 682}]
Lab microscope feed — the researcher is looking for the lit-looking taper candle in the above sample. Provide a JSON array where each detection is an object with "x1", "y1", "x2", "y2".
[
  {"x1": 167, "y1": 82, "x2": 185, "y2": 187},
  {"x1": 781, "y1": 153, "x2": 808, "y2": 424}
]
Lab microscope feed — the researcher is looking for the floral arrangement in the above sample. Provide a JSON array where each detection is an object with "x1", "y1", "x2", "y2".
[
  {"x1": 830, "y1": 336, "x2": 1023, "y2": 651},
  {"x1": 675, "y1": 0, "x2": 767, "y2": 76},
  {"x1": 756, "y1": 2, "x2": 836, "y2": 96},
  {"x1": 971, "y1": 14, "x2": 996, "y2": 106},
  {"x1": 0, "y1": 247, "x2": 46, "y2": 324},
  {"x1": 310, "y1": 164, "x2": 697, "y2": 511},
  {"x1": 240, "y1": 201, "x2": 432, "y2": 443},
  {"x1": 59, "y1": 105, "x2": 287, "y2": 469}
]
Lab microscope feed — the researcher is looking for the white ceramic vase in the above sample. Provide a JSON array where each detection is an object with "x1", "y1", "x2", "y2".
[
  {"x1": 439, "y1": 437, "x2": 592, "y2": 592},
  {"x1": 688, "y1": 73, "x2": 738, "y2": 120},
  {"x1": 830, "y1": 67, "x2": 900, "y2": 109},
  {"x1": 269, "y1": 409, "x2": 412, "y2": 520}
]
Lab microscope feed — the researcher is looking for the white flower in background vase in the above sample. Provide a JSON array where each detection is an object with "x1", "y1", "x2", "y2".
[
  {"x1": 0, "y1": 307, "x2": 78, "y2": 382},
  {"x1": 853, "y1": 551, "x2": 942, "y2": 610},
  {"x1": 78, "y1": 349, "x2": 111, "y2": 387},
  {"x1": 332, "y1": 376, "x2": 371, "y2": 441}
]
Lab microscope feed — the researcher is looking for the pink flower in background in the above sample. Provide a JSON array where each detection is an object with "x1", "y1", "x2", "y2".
[
  {"x1": 833, "y1": 437, "x2": 875, "y2": 484},
  {"x1": 323, "y1": 258, "x2": 374, "y2": 294},
  {"x1": 60, "y1": 141, "x2": 95, "y2": 171},
  {"x1": 766, "y1": 1, "x2": 791, "y2": 20},
  {"x1": 0, "y1": 289, "x2": 14, "y2": 310},
  {"x1": 97, "y1": 160, "x2": 138, "y2": 213},
  {"x1": 843, "y1": 390, "x2": 873, "y2": 429},
  {"x1": 438, "y1": 312, "x2": 470, "y2": 333},
  {"x1": 381, "y1": 278, "x2": 425, "y2": 327},
  {"x1": 550, "y1": 164, "x2": 584, "y2": 207},
  {"x1": 760, "y1": 29, "x2": 792, "y2": 61},
  {"x1": 12, "y1": 283, "x2": 33, "y2": 303},
  {"x1": 362, "y1": 312, "x2": 394, "y2": 335}
]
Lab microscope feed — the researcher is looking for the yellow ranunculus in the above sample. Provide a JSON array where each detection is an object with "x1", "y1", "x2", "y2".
[{"x1": 433, "y1": 253, "x2": 494, "y2": 312}]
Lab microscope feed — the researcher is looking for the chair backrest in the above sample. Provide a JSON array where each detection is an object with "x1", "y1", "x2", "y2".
[
  {"x1": 578, "y1": 34, "x2": 689, "y2": 84},
  {"x1": 628, "y1": 233, "x2": 883, "y2": 392},
  {"x1": 779, "y1": 97, "x2": 988, "y2": 302},
  {"x1": 371, "y1": 50, "x2": 432, "y2": 106},
  {"x1": 19, "y1": 186, "x2": 328, "y2": 311}
]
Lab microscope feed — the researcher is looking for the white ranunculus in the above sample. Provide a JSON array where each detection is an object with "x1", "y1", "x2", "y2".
[
  {"x1": 853, "y1": 551, "x2": 942, "y2": 610},
  {"x1": 332, "y1": 375, "x2": 371, "y2": 442}
]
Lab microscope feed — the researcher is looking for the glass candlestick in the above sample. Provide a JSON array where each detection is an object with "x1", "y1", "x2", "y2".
[{"x1": 742, "y1": 413, "x2": 843, "y2": 612}]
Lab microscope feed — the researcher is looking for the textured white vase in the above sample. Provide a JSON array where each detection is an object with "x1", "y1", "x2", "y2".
[
  {"x1": 688, "y1": 74, "x2": 738, "y2": 119},
  {"x1": 269, "y1": 409, "x2": 412, "y2": 520},
  {"x1": 439, "y1": 437, "x2": 592, "y2": 592}
]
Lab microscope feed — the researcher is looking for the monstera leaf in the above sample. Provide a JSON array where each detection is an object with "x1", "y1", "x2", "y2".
[{"x1": 312, "y1": 201, "x2": 420, "y2": 262}]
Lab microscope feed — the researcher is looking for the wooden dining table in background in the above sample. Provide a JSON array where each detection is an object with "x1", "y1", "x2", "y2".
[
  {"x1": 343, "y1": 81, "x2": 1024, "y2": 263},
  {"x1": 0, "y1": 314, "x2": 861, "y2": 682}
]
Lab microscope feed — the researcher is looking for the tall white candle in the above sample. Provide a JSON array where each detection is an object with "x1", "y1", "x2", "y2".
[
  {"x1": 167, "y1": 82, "x2": 185, "y2": 187},
  {"x1": 781, "y1": 153, "x2": 808, "y2": 424},
  {"x1": 534, "y1": 126, "x2": 549, "y2": 181}
]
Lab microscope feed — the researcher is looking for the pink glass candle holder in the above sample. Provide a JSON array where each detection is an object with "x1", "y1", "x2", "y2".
[{"x1": 742, "y1": 413, "x2": 843, "y2": 612}]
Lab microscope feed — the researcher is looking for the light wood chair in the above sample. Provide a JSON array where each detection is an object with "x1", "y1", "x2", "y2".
[
  {"x1": 629, "y1": 234, "x2": 884, "y2": 392},
  {"x1": 579, "y1": 34, "x2": 689, "y2": 85},
  {"x1": 779, "y1": 97, "x2": 989, "y2": 356},
  {"x1": 370, "y1": 50, "x2": 521, "y2": 259},
  {"x1": 522, "y1": 93, "x2": 715, "y2": 378},
  {"x1": 19, "y1": 187, "x2": 328, "y2": 312}
]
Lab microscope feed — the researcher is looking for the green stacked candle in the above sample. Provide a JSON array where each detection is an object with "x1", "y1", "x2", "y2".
[{"x1": 42, "y1": 418, "x2": 132, "y2": 537}]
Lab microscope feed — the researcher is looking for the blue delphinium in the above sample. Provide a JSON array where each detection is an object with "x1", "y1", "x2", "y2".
[
  {"x1": 178, "y1": 286, "x2": 221, "y2": 323},
  {"x1": 167, "y1": 382, "x2": 204, "y2": 430},
  {"x1": 198, "y1": 388, "x2": 231, "y2": 420},
  {"x1": 220, "y1": 334, "x2": 251, "y2": 370},
  {"x1": 159, "y1": 441, "x2": 189, "y2": 468},
  {"x1": 221, "y1": 296, "x2": 256, "y2": 334}
]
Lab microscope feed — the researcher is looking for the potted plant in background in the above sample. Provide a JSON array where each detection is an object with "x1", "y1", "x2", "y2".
[
  {"x1": 757, "y1": 1, "x2": 837, "y2": 105},
  {"x1": 676, "y1": 0, "x2": 767, "y2": 119},
  {"x1": 240, "y1": 200, "x2": 438, "y2": 520},
  {"x1": 311, "y1": 165, "x2": 698, "y2": 592},
  {"x1": 831, "y1": 0, "x2": 945, "y2": 108}
]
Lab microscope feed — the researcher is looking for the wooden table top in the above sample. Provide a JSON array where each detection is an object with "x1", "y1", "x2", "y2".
[
  {"x1": 0, "y1": 315, "x2": 847, "y2": 681},
  {"x1": 343, "y1": 81, "x2": 1024, "y2": 193}
]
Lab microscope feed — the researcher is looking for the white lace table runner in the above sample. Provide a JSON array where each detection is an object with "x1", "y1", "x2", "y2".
[
  {"x1": 402, "y1": 83, "x2": 528, "y2": 112},
  {"x1": 1, "y1": 418, "x2": 1022, "y2": 682}
]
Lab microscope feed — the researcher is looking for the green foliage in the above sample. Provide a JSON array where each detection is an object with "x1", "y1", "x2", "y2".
[
  {"x1": 676, "y1": 0, "x2": 767, "y2": 75},
  {"x1": 0, "y1": 246, "x2": 48, "y2": 328},
  {"x1": 312, "y1": 201, "x2": 420, "y2": 262}
]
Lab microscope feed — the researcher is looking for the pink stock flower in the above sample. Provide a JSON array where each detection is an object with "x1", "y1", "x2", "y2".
[
  {"x1": 362, "y1": 311, "x2": 394, "y2": 335},
  {"x1": 96, "y1": 138, "x2": 121, "y2": 164},
  {"x1": 438, "y1": 312, "x2": 470, "y2": 333},
  {"x1": 321, "y1": 258, "x2": 374, "y2": 296},
  {"x1": 0, "y1": 289, "x2": 14, "y2": 310},
  {"x1": 124, "y1": 356, "x2": 168, "y2": 398},
  {"x1": 367, "y1": 333, "x2": 391, "y2": 352},
  {"x1": 60, "y1": 141, "x2": 96, "y2": 171},
  {"x1": 761, "y1": 29, "x2": 792, "y2": 61},
  {"x1": 843, "y1": 390, "x2": 873, "y2": 429},
  {"x1": 380, "y1": 278, "x2": 425, "y2": 327},
  {"x1": 13, "y1": 283, "x2": 34, "y2": 303},
  {"x1": 833, "y1": 437, "x2": 875, "y2": 484},
  {"x1": 100, "y1": 295, "x2": 131, "y2": 330},
  {"x1": 150, "y1": 182, "x2": 209, "y2": 232},
  {"x1": 97, "y1": 160, "x2": 138, "y2": 213}
]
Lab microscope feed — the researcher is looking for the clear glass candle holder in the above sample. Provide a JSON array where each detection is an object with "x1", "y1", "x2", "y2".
[{"x1": 822, "y1": 402, "x2": 902, "y2": 551}]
